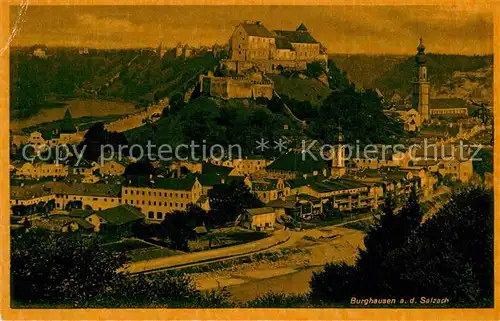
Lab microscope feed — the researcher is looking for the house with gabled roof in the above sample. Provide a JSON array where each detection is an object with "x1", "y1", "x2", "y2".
[
  {"x1": 236, "y1": 207, "x2": 276, "y2": 230},
  {"x1": 225, "y1": 20, "x2": 327, "y2": 74},
  {"x1": 121, "y1": 175, "x2": 204, "y2": 221},
  {"x1": 265, "y1": 151, "x2": 329, "y2": 179}
]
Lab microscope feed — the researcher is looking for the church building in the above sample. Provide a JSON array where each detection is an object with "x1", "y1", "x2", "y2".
[{"x1": 412, "y1": 38, "x2": 430, "y2": 123}]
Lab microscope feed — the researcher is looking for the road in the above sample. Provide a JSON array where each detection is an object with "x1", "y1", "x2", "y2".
[
  {"x1": 127, "y1": 214, "x2": 376, "y2": 275},
  {"x1": 125, "y1": 229, "x2": 291, "y2": 274}
]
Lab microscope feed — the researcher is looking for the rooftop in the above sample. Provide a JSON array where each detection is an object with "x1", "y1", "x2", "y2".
[
  {"x1": 273, "y1": 30, "x2": 318, "y2": 44},
  {"x1": 126, "y1": 175, "x2": 197, "y2": 191},
  {"x1": 240, "y1": 22, "x2": 275, "y2": 38},
  {"x1": 266, "y1": 152, "x2": 327, "y2": 173},
  {"x1": 246, "y1": 207, "x2": 275, "y2": 216},
  {"x1": 430, "y1": 98, "x2": 468, "y2": 109},
  {"x1": 10, "y1": 181, "x2": 121, "y2": 200},
  {"x1": 96, "y1": 205, "x2": 144, "y2": 225}
]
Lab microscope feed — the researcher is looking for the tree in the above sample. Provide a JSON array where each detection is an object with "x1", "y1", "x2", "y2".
[
  {"x1": 310, "y1": 187, "x2": 493, "y2": 306},
  {"x1": 379, "y1": 187, "x2": 493, "y2": 305},
  {"x1": 65, "y1": 200, "x2": 83, "y2": 211},
  {"x1": 310, "y1": 87, "x2": 402, "y2": 145},
  {"x1": 11, "y1": 229, "x2": 126, "y2": 304},
  {"x1": 11, "y1": 228, "x2": 231, "y2": 307},
  {"x1": 305, "y1": 61, "x2": 324, "y2": 78},
  {"x1": 168, "y1": 93, "x2": 186, "y2": 114},
  {"x1": 78, "y1": 122, "x2": 128, "y2": 162},
  {"x1": 124, "y1": 161, "x2": 155, "y2": 179},
  {"x1": 471, "y1": 101, "x2": 492, "y2": 125},
  {"x1": 208, "y1": 181, "x2": 264, "y2": 225},
  {"x1": 160, "y1": 210, "x2": 193, "y2": 251},
  {"x1": 473, "y1": 149, "x2": 493, "y2": 179}
]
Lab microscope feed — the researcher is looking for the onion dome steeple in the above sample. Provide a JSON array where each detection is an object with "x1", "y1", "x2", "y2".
[
  {"x1": 415, "y1": 37, "x2": 427, "y2": 65},
  {"x1": 417, "y1": 37, "x2": 425, "y2": 53}
]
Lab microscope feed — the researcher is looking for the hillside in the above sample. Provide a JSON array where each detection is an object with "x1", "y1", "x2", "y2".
[
  {"x1": 125, "y1": 96, "x2": 292, "y2": 158},
  {"x1": 91, "y1": 51, "x2": 217, "y2": 105},
  {"x1": 270, "y1": 75, "x2": 332, "y2": 107},
  {"x1": 329, "y1": 54, "x2": 408, "y2": 90},
  {"x1": 10, "y1": 48, "x2": 218, "y2": 119},
  {"x1": 329, "y1": 53, "x2": 493, "y2": 104}
]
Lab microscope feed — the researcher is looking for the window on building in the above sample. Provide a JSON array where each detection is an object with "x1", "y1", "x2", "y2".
[
  {"x1": 157, "y1": 212, "x2": 163, "y2": 219},
  {"x1": 148, "y1": 212, "x2": 154, "y2": 218}
]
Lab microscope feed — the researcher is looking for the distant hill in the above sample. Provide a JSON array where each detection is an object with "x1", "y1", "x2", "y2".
[
  {"x1": 329, "y1": 54, "x2": 408, "y2": 90},
  {"x1": 10, "y1": 48, "x2": 218, "y2": 119},
  {"x1": 329, "y1": 53, "x2": 493, "y2": 104}
]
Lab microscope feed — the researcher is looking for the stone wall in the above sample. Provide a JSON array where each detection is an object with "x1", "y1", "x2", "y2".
[
  {"x1": 200, "y1": 73, "x2": 274, "y2": 100},
  {"x1": 104, "y1": 105, "x2": 163, "y2": 133}
]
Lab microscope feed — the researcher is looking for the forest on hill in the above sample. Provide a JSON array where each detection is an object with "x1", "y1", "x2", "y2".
[
  {"x1": 10, "y1": 48, "x2": 218, "y2": 119},
  {"x1": 330, "y1": 53, "x2": 493, "y2": 100}
]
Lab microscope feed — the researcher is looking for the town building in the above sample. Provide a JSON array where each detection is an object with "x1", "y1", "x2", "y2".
[
  {"x1": 55, "y1": 182, "x2": 122, "y2": 211},
  {"x1": 31, "y1": 215, "x2": 96, "y2": 233},
  {"x1": 330, "y1": 128, "x2": 347, "y2": 177},
  {"x1": 10, "y1": 181, "x2": 122, "y2": 214},
  {"x1": 402, "y1": 108, "x2": 422, "y2": 132},
  {"x1": 413, "y1": 38, "x2": 430, "y2": 122},
  {"x1": 32, "y1": 46, "x2": 48, "y2": 59},
  {"x1": 265, "y1": 151, "x2": 329, "y2": 179},
  {"x1": 78, "y1": 47, "x2": 89, "y2": 55},
  {"x1": 16, "y1": 162, "x2": 69, "y2": 179},
  {"x1": 25, "y1": 109, "x2": 83, "y2": 149},
  {"x1": 99, "y1": 160, "x2": 127, "y2": 176},
  {"x1": 236, "y1": 207, "x2": 276, "y2": 230},
  {"x1": 121, "y1": 176, "x2": 204, "y2": 222},
  {"x1": 251, "y1": 178, "x2": 291, "y2": 204},
  {"x1": 268, "y1": 193, "x2": 323, "y2": 220},
  {"x1": 209, "y1": 156, "x2": 274, "y2": 175},
  {"x1": 70, "y1": 159, "x2": 98, "y2": 177},
  {"x1": 429, "y1": 98, "x2": 469, "y2": 117}
]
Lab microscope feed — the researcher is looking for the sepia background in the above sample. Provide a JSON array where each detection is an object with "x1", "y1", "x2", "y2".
[{"x1": 1, "y1": 1, "x2": 499, "y2": 320}]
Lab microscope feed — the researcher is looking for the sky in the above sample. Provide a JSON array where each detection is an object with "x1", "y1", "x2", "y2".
[{"x1": 9, "y1": 5, "x2": 493, "y2": 54}]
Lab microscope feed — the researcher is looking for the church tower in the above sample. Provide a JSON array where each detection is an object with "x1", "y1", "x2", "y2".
[
  {"x1": 330, "y1": 126, "x2": 346, "y2": 178},
  {"x1": 412, "y1": 38, "x2": 430, "y2": 122}
]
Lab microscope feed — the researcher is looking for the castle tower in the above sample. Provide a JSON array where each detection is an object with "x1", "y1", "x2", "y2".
[
  {"x1": 412, "y1": 38, "x2": 430, "y2": 122},
  {"x1": 331, "y1": 125, "x2": 346, "y2": 178},
  {"x1": 157, "y1": 42, "x2": 167, "y2": 58}
]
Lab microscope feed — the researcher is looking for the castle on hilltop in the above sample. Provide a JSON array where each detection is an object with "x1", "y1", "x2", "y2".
[{"x1": 222, "y1": 21, "x2": 328, "y2": 74}]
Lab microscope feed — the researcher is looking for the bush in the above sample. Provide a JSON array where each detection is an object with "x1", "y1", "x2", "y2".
[
  {"x1": 309, "y1": 187, "x2": 493, "y2": 307},
  {"x1": 10, "y1": 228, "x2": 231, "y2": 307},
  {"x1": 247, "y1": 291, "x2": 310, "y2": 308}
]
